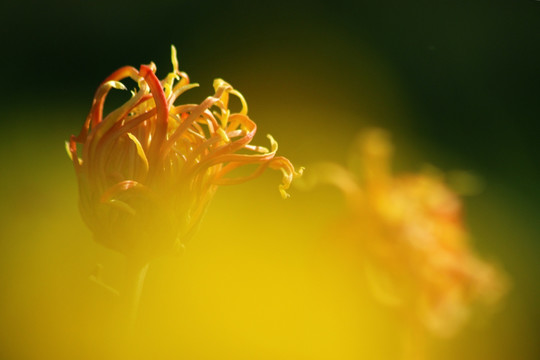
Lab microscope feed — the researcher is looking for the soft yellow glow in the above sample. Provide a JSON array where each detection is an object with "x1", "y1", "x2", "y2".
[{"x1": 0, "y1": 45, "x2": 520, "y2": 360}]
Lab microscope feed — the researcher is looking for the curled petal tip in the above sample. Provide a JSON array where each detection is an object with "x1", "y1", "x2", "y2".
[
  {"x1": 213, "y1": 78, "x2": 227, "y2": 89},
  {"x1": 266, "y1": 134, "x2": 278, "y2": 153},
  {"x1": 171, "y1": 44, "x2": 179, "y2": 72},
  {"x1": 64, "y1": 140, "x2": 73, "y2": 160},
  {"x1": 279, "y1": 186, "x2": 291, "y2": 199},
  {"x1": 108, "y1": 80, "x2": 128, "y2": 91},
  {"x1": 230, "y1": 89, "x2": 248, "y2": 115}
]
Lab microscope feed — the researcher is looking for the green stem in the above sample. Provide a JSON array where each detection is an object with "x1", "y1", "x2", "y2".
[{"x1": 123, "y1": 256, "x2": 150, "y2": 332}]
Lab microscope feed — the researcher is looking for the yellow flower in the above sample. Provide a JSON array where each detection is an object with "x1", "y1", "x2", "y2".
[
  {"x1": 310, "y1": 129, "x2": 505, "y2": 337},
  {"x1": 67, "y1": 46, "x2": 302, "y2": 260}
]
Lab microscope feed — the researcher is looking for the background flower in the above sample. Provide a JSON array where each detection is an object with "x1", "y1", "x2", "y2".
[{"x1": 313, "y1": 129, "x2": 507, "y2": 338}]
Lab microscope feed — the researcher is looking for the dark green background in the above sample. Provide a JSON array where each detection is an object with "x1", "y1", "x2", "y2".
[{"x1": 1, "y1": 1, "x2": 538, "y2": 186}]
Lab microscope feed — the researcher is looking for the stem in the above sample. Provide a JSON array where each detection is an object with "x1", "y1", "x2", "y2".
[
  {"x1": 108, "y1": 256, "x2": 149, "y2": 359},
  {"x1": 123, "y1": 255, "x2": 150, "y2": 332}
]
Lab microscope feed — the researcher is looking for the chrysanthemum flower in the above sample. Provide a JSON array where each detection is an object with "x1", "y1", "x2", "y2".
[
  {"x1": 309, "y1": 129, "x2": 505, "y2": 338},
  {"x1": 67, "y1": 46, "x2": 302, "y2": 261}
]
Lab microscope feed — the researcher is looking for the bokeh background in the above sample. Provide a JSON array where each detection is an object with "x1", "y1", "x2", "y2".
[{"x1": 0, "y1": 1, "x2": 538, "y2": 359}]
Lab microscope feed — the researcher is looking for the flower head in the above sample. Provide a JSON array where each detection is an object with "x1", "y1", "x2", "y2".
[
  {"x1": 310, "y1": 129, "x2": 505, "y2": 337},
  {"x1": 68, "y1": 46, "x2": 302, "y2": 259}
]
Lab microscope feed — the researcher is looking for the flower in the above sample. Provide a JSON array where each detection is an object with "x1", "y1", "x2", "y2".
[
  {"x1": 67, "y1": 46, "x2": 302, "y2": 260},
  {"x1": 309, "y1": 129, "x2": 505, "y2": 337}
]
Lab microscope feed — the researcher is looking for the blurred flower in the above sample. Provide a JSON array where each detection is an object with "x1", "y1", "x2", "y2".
[
  {"x1": 308, "y1": 129, "x2": 505, "y2": 338},
  {"x1": 67, "y1": 46, "x2": 302, "y2": 260}
]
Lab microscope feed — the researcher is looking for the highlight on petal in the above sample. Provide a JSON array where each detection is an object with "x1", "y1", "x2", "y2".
[
  {"x1": 68, "y1": 46, "x2": 302, "y2": 259},
  {"x1": 126, "y1": 132, "x2": 149, "y2": 174},
  {"x1": 107, "y1": 80, "x2": 128, "y2": 91},
  {"x1": 64, "y1": 140, "x2": 73, "y2": 161}
]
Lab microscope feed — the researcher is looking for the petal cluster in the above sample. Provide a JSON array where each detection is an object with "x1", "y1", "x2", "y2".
[
  {"x1": 68, "y1": 47, "x2": 301, "y2": 258},
  {"x1": 313, "y1": 129, "x2": 505, "y2": 337}
]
